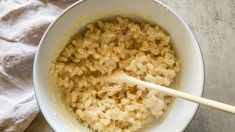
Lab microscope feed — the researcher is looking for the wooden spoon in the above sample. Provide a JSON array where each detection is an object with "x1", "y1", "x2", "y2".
[{"x1": 104, "y1": 70, "x2": 235, "y2": 114}]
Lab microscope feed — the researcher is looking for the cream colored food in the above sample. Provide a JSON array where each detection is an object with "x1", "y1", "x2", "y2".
[{"x1": 51, "y1": 16, "x2": 180, "y2": 132}]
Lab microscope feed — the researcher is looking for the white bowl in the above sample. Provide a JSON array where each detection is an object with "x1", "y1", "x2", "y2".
[{"x1": 33, "y1": 0, "x2": 205, "y2": 131}]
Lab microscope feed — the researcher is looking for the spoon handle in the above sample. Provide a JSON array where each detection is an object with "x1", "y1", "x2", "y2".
[{"x1": 122, "y1": 74, "x2": 235, "y2": 114}]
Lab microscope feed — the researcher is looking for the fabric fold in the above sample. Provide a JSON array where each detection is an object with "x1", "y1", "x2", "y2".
[{"x1": 0, "y1": 0, "x2": 77, "y2": 131}]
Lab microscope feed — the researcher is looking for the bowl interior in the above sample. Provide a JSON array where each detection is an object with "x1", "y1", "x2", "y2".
[{"x1": 33, "y1": 0, "x2": 204, "y2": 132}]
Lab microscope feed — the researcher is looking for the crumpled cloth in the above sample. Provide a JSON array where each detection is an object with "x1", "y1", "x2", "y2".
[{"x1": 0, "y1": 0, "x2": 77, "y2": 131}]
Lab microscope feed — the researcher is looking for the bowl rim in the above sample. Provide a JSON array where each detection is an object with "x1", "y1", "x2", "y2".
[{"x1": 33, "y1": 0, "x2": 205, "y2": 131}]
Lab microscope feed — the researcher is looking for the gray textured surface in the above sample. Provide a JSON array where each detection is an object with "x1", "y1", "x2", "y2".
[
  {"x1": 163, "y1": 0, "x2": 235, "y2": 132},
  {"x1": 26, "y1": 0, "x2": 235, "y2": 131}
]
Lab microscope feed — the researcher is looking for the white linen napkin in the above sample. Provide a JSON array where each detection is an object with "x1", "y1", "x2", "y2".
[{"x1": 0, "y1": 0, "x2": 77, "y2": 131}]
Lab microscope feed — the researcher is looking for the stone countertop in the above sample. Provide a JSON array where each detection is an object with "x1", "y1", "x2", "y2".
[{"x1": 26, "y1": 0, "x2": 235, "y2": 131}]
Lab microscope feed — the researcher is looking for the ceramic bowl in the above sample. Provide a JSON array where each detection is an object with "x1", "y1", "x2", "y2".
[{"x1": 33, "y1": 0, "x2": 205, "y2": 131}]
